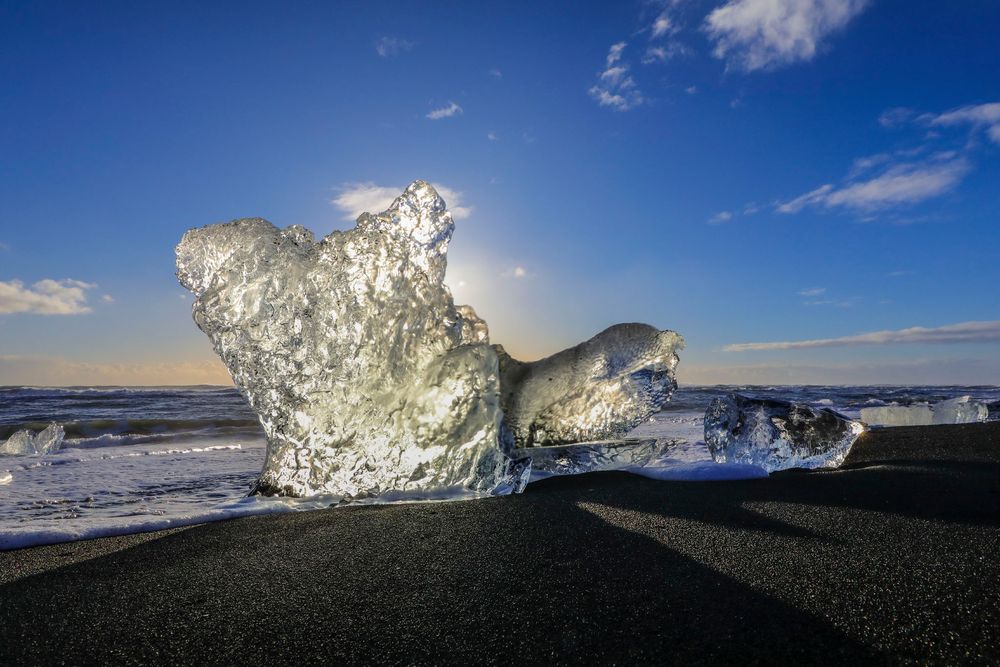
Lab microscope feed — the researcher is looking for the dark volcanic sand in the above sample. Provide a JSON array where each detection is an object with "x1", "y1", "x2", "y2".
[{"x1": 1, "y1": 423, "x2": 998, "y2": 665}]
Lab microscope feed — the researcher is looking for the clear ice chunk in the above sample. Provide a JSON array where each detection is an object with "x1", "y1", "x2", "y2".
[
  {"x1": 930, "y1": 396, "x2": 989, "y2": 424},
  {"x1": 514, "y1": 437, "x2": 683, "y2": 479},
  {"x1": 0, "y1": 423, "x2": 64, "y2": 456},
  {"x1": 859, "y1": 404, "x2": 933, "y2": 427},
  {"x1": 496, "y1": 324, "x2": 683, "y2": 448},
  {"x1": 705, "y1": 394, "x2": 864, "y2": 472},
  {"x1": 861, "y1": 396, "x2": 990, "y2": 427},
  {"x1": 177, "y1": 180, "x2": 681, "y2": 499}
]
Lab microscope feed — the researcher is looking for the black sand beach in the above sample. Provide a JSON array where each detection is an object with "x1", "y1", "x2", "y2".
[{"x1": 1, "y1": 423, "x2": 998, "y2": 665}]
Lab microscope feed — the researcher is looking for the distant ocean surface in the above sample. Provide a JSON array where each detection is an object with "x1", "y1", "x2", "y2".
[{"x1": 2, "y1": 384, "x2": 999, "y2": 550}]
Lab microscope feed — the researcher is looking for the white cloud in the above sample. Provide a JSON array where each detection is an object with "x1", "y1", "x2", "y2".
[
  {"x1": 888, "y1": 270, "x2": 912, "y2": 277},
  {"x1": 705, "y1": 0, "x2": 870, "y2": 72},
  {"x1": 878, "y1": 107, "x2": 916, "y2": 128},
  {"x1": 426, "y1": 101, "x2": 463, "y2": 120},
  {"x1": 488, "y1": 68, "x2": 502, "y2": 79},
  {"x1": 642, "y1": 46, "x2": 669, "y2": 64},
  {"x1": 925, "y1": 102, "x2": 1000, "y2": 145},
  {"x1": 332, "y1": 182, "x2": 472, "y2": 221},
  {"x1": 101, "y1": 294, "x2": 115, "y2": 303},
  {"x1": 778, "y1": 156, "x2": 969, "y2": 213},
  {"x1": 589, "y1": 43, "x2": 643, "y2": 112},
  {"x1": 606, "y1": 41, "x2": 626, "y2": 66},
  {"x1": 487, "y1": 131, "x2": 498, "y2": 142},
  {"x1": 651, "y1": 12, "x2": 673, "y2": 38},
  {"x1": 374, "y1": 36, "x2": 414, "y2": 58},
  {"x1": 707, "y1": 210, "x2": 733, "y2": 225},
  {"x1": 797, "y1": 287, "x2": 826, "y2": 296},
  {"x1": 685, "y1": 85, "x2": 698, "y2": 95},
  {"x1": 0, "y1": 279, "x2": 96, "y2": 315},
  {"x1": 724, "y1": 320, "x2": 1000, "y2": 352}
]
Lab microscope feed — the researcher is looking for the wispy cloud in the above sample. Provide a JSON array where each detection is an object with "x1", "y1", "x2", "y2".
[
  {"x1": 925, "y1": 102, "x2": 1000, "y2": 145},
  {"x1": 0, "y1": 279, "x2": 96, "y2": 315},
  {"x1": 777, "y1": 154, "x2": 969, "y2": 214},
  {"x1": 488, "y1": 68, "x2": 502, "y2": 79},
  {"x1": 589, "y1": 42, "x2": 643, "y2": 111},
  {"x1": 101, "y1": 294, "x2": 115, "y2": 303},
  {"x1": 487, "y1": 131, "x2": 499, "y2": 142},
  {"x1": 651, "y1": 12, "x2": 674, "y2": 39},
  {"x1": 374, "y1": 36, "x2": 414, "y2": 58},
  {"x1": 798, "y1": 287, "x2": 826, "y2": 296},
  {"x1": 888, "y1": 270, "x2": 912, "y2": 277},
  {"x1": 332, "y1": 182, "x2": 472, "y2": 221},
  {"x1": 707, "y1": 210, "x2": 733, "y2": 225},
  {"x1": 705, "y1": 0, "x2": 870, "y2": 72},
  {"x1": 724, "y1": 320, "x2": 1000, "y2": 352},
  {"x1": 426, "y1": 101, "x2": 463, "y2": 120}
]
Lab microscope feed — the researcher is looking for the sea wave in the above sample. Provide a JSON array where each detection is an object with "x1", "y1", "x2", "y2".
[{"x1": 0, "y1": 418, "x2": 261, "y2": 444}]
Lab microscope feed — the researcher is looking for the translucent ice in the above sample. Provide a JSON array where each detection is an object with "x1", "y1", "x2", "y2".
[
  {"x1": 861, "y1": 396, "x2": 990, "y2": 427},
  {"x1": 705, "y1": 394, "x2": 864, "y2": 472},
  {"x1": 0, "y1": 423, "x2": 64, "y2": 456},
  {"x1": 514, "y1": 437, "x2": 683, "y2": 479},
  {"x1": 497, "y1": 324, "x2": 683, "y2": 448},
  {"x1": 931, "y1": 396, "x2": 989, "y2": 424},
  {"x1": 177, "y1": 180, "x2": 680, "y2": 498},
  {"x1": 859, "y1": 404, "x2": 933, "y2": 427}
]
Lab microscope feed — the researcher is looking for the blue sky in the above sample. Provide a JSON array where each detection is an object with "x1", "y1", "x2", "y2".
[{"x1": 1, "y1": 0, "x2": 998, "y2": 385}]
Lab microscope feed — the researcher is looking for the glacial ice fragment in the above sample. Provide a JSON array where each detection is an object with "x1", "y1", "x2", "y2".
[
  {"x1": 0, "y1": 423, "x2": 64, "y2": 456},
  {"x1": 705, "y1": 394, "x2": 864, "y2": 472},
  {"x1": 177, "y1": 181, "x2": 519, "y2": 499},
  {"x1": 177, "y1": 180, "x2": 681, "y2": 499},
  {"x1": 496, "y1": 324, "x2": 683, "y2": 448},
  {"x1": 860, "y1": 396, "x2": 990, "y2": 427},
  {"x1": 515, "y1": 437, "x2": 683, "y2": 479}
]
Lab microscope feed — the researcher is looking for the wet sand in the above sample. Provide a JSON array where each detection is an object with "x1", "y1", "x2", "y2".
[{"x1": 1, "y1": 422, "x2": 998, "y2": 664}]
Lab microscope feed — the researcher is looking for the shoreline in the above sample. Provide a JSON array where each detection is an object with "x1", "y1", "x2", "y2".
[{"x1": 1, "y1": 422, "x2": 998, "y2": 663}]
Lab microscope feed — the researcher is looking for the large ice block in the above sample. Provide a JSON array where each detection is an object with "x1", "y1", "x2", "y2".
[
  {"x1": 176, "y1": 180, "x2": 681, "y2": 499},
  {"x1": 705, "y1": 394, "x2": 864, "y2": 472},
  {"x1": 496, "y1": 324, "x2": 683, "y2": 448},
  {"x1": 931, "y1": 396, "x2": 989, "y2": 424},
  {"x1": 0, "y1": 423, "x2": 64, "y2": 456},
  {"x1": 177, "y1": 182, "x2": 521, "y2": 498}
]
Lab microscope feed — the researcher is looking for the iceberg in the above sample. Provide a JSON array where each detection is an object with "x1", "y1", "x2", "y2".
[
  {"x1": 0, "y1": 423, "x2": 64, "y2": 456},
  {"x1": 860, "y1": 396, "x2": 990, "y2": 427},
  {"x1": 177, "y1": 181, "x2": 682, "y2": 499},
  {"x1": 705, "y1": 394, "x2": 864, "y2": 472}
]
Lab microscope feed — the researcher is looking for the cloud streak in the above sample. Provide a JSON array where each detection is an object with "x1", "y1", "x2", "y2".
[
  {"x1": 777, "y1": 154, "x2": 969, "y2": 213},
  {"x1": 0, "y1": 279, "x2": 96, "y2": 315},
  {"x1": 426, "y1": 101, "x2": 462, "y2": 120},
  {"x1": 589, "y1": 42, "x2": 643, "y2": 111},
  {"x1": 705, "y1": 0, "x2": 870, "y2": 72},
  {"x1": 332, "y1": 182, "x2": 472, "y2": 221},
  {"x1": 374, "y1": 36, "x2": 413, "y2": 58},
  {"x1": 724, "y1": 320, "x2": 1000, "y2": 352}
]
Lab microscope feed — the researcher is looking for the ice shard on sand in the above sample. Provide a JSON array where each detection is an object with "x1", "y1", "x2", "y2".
[
  {"x1": 705, "y1": 394, "x2": 865, "y2": 472},
  {"x1": 177, "y1": 181, "x2": 683, "y2": 498}
]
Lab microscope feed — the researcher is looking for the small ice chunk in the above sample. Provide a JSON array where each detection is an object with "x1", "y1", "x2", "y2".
[
  {"x1": 0, "y1": 423, "x2": 64, "y2": 456},
  {"x1": 861, "y1": 396, "x2": 990, "y2": 427},
  {"x1": 860, "y1": 404, "x2": 933, "y2": 427},
  {"x1": 515, "y1": 438, "x2": 682, "y2": 479},
  {"x1": 930, "y1": 396, "x2": 989, "y2": 424},
  {"x1": 705, "y1": 394, "x2": 864, "y2": 472}
]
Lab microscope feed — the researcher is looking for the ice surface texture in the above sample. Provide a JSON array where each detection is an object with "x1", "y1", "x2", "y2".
[
  {"x1": 861, "y1": 396, "x2": 990, "y2": 427},
  {"x1": 497, "y1": 324, "x2": 682, "y2": 448},
  {"x1": 177, "y1": 181, "x2": 681, "y2": 498},
  {"x1": 514, "y1": 438, "x2": 682, "y2": 479},
  {"x1": 705, "y1": 394, "x2": 864, "y2": 472},
  {"x1": 0, "y1": 423, "x2": 64, "y2": 456}
]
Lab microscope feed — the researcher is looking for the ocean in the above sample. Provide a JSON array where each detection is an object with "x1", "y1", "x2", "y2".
[{"x1": 2, "y1": 384, "x2": 998, "y2": 550}]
